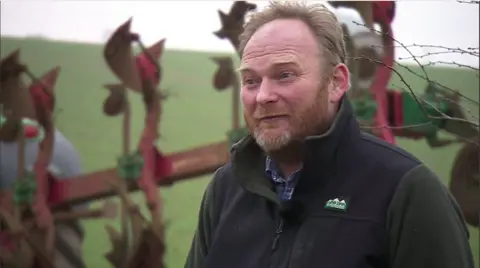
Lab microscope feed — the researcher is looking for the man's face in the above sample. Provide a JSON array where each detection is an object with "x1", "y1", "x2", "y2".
[{"x1": 240, "y1": 19, "x2": 348, "y2": 152}]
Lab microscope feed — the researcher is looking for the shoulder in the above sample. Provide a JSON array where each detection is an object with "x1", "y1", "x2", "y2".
[
  {"x1": 205, "y1": 161, "x2": 245, "y2": 211},
  {"x1": 357, "y1": 134, "x2": 460, "y2": 219},
  {"x1": 51, "y1": 130, "x2": 83, "y2": 178},
  {"x1": 385, "y1": 164, "x2": 474, "y2": 267},
  {"x1": 208, "y1": 162, "x2": 237, "y2": 197},
  {"x1": 358, "y1": 132, "x2": 422, "y2": 176},
  {"x1": 198, "y1": 163, "x2": 238, "y2": 226},
  {"x1": 52, "y1": 130, "x2": 78, "y2": 154},
  {"x1": 345, "y1": 132, "x2": 426, "y2": 206},
  {"x1": 391, "y1": 164, "x2": 450, "y2": 205}
]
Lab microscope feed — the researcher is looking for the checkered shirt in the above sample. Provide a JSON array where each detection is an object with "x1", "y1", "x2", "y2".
[{"x1": 265, "y1": 157, "x2": 301, "y2": 201}]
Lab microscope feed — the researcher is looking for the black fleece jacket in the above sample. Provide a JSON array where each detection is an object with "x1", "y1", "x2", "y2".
[{"x1": 185, "y1": 98, "x2": 473, "y2": 268}]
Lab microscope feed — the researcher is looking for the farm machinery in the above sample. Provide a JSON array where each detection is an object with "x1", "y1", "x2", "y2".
[
  {"x1": 0, "y1": 0, "x2": 478, "y2": 267},
  {"x1": 331, "y1": 1, "x2": 479, "y2": 227}
]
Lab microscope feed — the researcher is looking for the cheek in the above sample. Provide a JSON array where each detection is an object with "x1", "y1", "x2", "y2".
[
  {"x1": 240, "y1": 89, "x2": 256, "y2": 114},
  {"x1": 278, "y1": 83, "x2": 318, "y2": 109}
]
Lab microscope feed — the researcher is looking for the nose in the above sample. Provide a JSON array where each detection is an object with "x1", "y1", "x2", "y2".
[{"x1": 255, "y1": 80, "x2": 278, "y2": 104}]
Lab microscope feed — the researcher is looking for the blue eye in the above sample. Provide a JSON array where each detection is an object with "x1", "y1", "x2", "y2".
[
  {"x1": 242, "y1": 78, "x2": 255, "y2": 87},
  {"x1": 242, "y1": 77, "x2": 259, "y2": 89},
  {"x1": 279, "y1": 72, "x2": 294, "y2": 80},
  {"x1": 244, "y1": 78, "x2": 254, "y2": 84}
]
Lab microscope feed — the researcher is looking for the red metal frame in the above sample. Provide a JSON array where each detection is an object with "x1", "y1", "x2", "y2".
[{"x1": 370, "y1": 1, "x2": 396, "y2": 144}]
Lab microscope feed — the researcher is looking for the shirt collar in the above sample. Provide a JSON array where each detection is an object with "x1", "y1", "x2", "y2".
[{"x1": 265, "y1": 156, "x2": 275, "y2": 176}]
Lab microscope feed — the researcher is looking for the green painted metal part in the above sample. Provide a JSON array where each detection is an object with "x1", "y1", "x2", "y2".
[
  {"x1": 350, "y1": 96, "x2": 378, "y2": 125},
  {"x1": 12, "y1": 172, "x2": 37, "y2": 205},
  {"x1": 116, "y1": 151, "x2": 144, "y2": 181},
  {"x1": 401, "y1": 91, "x2": 449, "y2": 137},
  {"x1": 348, "y1": 88, "x2": 450, "y2": 138}
]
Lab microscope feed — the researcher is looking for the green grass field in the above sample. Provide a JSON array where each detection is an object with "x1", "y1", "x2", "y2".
[{"x1": 1, "y1": 37, "x2": 479, "y2": 267}]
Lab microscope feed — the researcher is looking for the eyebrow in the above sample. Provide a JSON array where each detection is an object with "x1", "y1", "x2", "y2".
[{"x1": 236, "y1": 60, "x2": 299, "y2": 74}]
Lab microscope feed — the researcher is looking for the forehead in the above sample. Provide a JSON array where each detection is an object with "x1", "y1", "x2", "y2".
[{"x1": 240, "y1": 19, "x2": 319, "y2": 72}]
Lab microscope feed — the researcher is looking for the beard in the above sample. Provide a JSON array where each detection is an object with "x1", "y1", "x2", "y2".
[
  {"x1": 253, "y1": 127, "x2": 292, "y2": 152},
  {"x1": 247, "y1": 81, "x2": 331, "y2": 153}
]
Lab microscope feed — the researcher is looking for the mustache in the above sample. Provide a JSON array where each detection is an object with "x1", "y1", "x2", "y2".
[{"x1": 253, "y1": 111, "x2": 288, "y2": 120}]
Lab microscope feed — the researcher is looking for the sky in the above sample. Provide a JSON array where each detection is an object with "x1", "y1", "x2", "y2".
[{"x1": 1, "y1": 0, "x2": 479, "y2": 67}]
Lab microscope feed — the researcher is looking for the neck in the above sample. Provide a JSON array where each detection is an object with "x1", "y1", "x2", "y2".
[
  {"x1": 266, "y1": 106, "x2": 341, "y2": 177},
  {"x1": 262, "y1": 98, "x2": 344, "y2": 177},
  {"x1": 268, "y1": 141, "x2": 305, "y2": 177}
]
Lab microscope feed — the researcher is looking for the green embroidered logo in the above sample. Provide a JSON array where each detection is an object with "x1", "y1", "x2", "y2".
[{"x1": 324, "y1": 198, "x2": 348, "y2": 212}]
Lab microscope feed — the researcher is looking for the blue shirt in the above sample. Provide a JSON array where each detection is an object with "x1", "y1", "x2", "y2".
[
  {"x1": 0, "y1": 129, "x2": 88, "y2": 210},
  {"x1": 265, "y1": 157, "x2": 301, "y2": 201}
]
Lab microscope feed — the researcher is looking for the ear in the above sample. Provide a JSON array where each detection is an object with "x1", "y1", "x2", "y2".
[{"x1": 329, "y1": 63, "x2": 350, "y2": 103}]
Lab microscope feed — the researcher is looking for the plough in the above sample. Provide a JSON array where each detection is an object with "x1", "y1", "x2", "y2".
[
  {"x1": 0, "y1": 1, "x2": 477, "y2": 267},
  {"x1": 332, "y1": 1, "x2": 478, "y2": 227}
]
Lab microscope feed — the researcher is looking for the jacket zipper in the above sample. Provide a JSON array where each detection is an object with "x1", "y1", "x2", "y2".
[{"x1": 271, "y1": 219, "x2": 284, "y2": 251}]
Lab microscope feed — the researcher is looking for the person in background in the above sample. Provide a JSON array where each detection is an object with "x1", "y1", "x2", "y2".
[
  {"x1": 0, "y1": 62, "x2": 86, "y2": 268},
  {"x1": 0, "y1": 128, "x2": 87, "y2": 268}
]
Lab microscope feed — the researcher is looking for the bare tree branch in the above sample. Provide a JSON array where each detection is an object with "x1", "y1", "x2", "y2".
[
  {"x1": 360, "y1": 123, "x2": 479, "y2": 146},
  {"x1": 424, "y1": 61, "x2": 479, "y2": 72},
  {"x1": 393, "y1": 61, "x2": 479, "y2": 105},
  {"x1": 398, "y1": 51, "x2": 479, "y2": 60},
  {"x1": 352, "y1": 21, "x2": 479, "y2": 107},
  {"x1": 396, "y1": 44, "x2": 479, "y2": 58},
  {"x1": 390, "y1": 83, "x2": 479, "y2": 121},
  {"x1": 457, "y1": 0, "x2": 479, "y2": 4},
  {"x1": 349, "y1": 18, "x2": 478, "y2": 146},
  {"x1": 354, "y1": 56, "x2": 479, "y2": 129}
]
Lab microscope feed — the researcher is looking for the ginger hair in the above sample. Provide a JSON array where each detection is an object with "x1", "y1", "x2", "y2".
[{"x1": 238, "y1": 1, "x2": 347, "y2": 74}]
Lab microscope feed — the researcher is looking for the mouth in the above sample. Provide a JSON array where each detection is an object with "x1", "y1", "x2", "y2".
[{"x1": 259, "y1": 115, "x2": 288, "y2": 121}]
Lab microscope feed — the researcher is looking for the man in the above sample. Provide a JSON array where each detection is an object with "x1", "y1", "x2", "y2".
[{"x1": 185, "y1": 2, "x2": 474, "y2": 268}]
